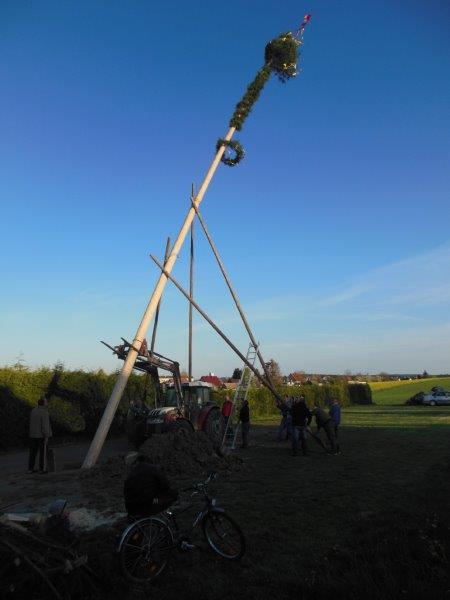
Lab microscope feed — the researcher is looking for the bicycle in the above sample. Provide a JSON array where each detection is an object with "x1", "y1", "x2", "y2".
[{"x1": 117, "y1": 470, "x2": 245, "y2": 584}]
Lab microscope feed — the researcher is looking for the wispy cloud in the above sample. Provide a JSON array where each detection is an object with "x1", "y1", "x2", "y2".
[
  {"x1": 262, "y1": 322, "x2": 450, "y2": 373},
  {"x1": 318, "y1": 242, "x2": 450, "y2": 312},
  {"x1": 319, "y1": 283, "x2": 373, "y2": 307}
]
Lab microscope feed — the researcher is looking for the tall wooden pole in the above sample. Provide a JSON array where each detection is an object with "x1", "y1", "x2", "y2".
[
  {"x1": 150, "y1": 237, "x2": 171, "y2": 356},
  {"x1": 192, "y1": 204, "x2": 275, "y2": 389},
  {"x1": 188, "y1": 195, "x2": 194, "y2": 381},
  {"x1": 82, "y1": 127, "x2": 236, "y2": 468}
]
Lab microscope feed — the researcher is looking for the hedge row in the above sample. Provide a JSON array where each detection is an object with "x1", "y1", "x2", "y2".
[
  {"x1": 0, "y1": 366, "x2": 150, "y2": 449},
  {"x1": 0, "y1": 366, "x2": 371, "y2": 448},
  {"x1": 214, "y1": 381, "x2": 358, "y2": 418}
]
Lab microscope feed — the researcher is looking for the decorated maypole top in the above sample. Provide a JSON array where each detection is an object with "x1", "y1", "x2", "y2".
[{"x1": 217, "y1": 14, "x2": 312, "y2": 166}]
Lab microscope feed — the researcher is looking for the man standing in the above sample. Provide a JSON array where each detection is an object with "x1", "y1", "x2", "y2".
[
  {"x1": 222, "y1": 395, "x2": 233, "y2": 430},
  {"x1": 277, "y1": 395, "x2": 292, "y2": 442},
  {"x1": 329, "y1": 397, "x2": 341, "y2": 452},
  {"x1": 313, "y1": 403, "x2": 337, "y2": 454},
  {"x1": 239, "y1": 399, "x2": 250, "y2": 449},
  {"x1": 28, "y1": 396, "x2": 52, "y2": 474},
  {"x1": 291, "y1": 396, "x2": 312, "y2": 456}
]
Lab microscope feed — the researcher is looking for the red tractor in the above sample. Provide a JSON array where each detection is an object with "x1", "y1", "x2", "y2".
[{"x1": 102, "y1": 339, "x2": 223, "y2": 448}]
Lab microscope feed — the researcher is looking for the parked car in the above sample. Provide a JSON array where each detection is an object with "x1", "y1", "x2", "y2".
[
  {"x1": 422, "y1": 390, "x2": 450, "y2": 406},
  {"x1": 406, "y1": 392, "x2": 424, "y2": 405}
]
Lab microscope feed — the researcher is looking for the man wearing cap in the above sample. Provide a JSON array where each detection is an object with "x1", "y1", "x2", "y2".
[
  {"x1": 28, "y1": 396, "x2": 52, "y2": 474},
  {"x1": 291, "y1": 395, "x2": 312, "y2": 456}
]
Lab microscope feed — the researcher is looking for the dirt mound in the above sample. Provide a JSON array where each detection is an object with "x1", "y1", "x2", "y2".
[
  {"x1": 139, "y1": 429, "x2": 242, "y2": 478},
  {"x1": 79, "y1": 430, "x2": 244, "y2": 513}
]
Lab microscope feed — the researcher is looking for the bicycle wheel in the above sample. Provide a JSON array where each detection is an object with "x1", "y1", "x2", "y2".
[
  {"x1": 118, "y1": 517, "x2": 174, "y2": 584},
  {"x1": 202, "y1": 511, "x2": 245, "y2": 560}
]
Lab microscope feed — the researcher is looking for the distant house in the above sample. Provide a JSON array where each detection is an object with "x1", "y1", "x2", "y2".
[
  {"x1": 287, "y1": 372, "x2": 306, "y2": 386},
  {"x1": 224, "y1": 382, "x2": 238, "y2": 391},
  {"x1": 200, "y1": 373, "x2": 224, "y2": 389}
]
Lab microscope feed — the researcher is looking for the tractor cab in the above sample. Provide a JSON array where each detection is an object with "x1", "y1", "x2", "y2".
[{"x1": 165, "y1": 380, "x2": 214, "y2": 425}]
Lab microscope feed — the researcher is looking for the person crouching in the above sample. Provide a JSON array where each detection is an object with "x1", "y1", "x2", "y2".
[{"x1": 124, "y1": 455, "x2": 178, "y2": 517}]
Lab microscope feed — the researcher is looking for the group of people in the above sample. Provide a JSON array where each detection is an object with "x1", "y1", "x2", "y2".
[{"x1": 277, "y1": 395, "x2": 341, "y2": 456}]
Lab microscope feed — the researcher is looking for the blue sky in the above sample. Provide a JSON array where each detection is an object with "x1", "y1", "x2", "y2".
[{"x1": 1, "y1": 0, "x2": 449, "y2": 376}]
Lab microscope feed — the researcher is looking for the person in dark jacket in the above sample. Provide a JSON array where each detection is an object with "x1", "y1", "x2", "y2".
[
  {"x1": 239, "y1": 399, "x2": 250, "y2": 448},
  {"x1": 124, "y1": 455, "x2": 178, "y2": 516},
  {"x1": 43, "y1": 499, "x2": 76, "y2": 545},
  {"x1": 329, "y1": 398, "x2": 341, "y2": 452},
  {"x1": 313, "y1": 404, "x2": 338, "y2": 454},
  {"x1": 291, "y1": 396, "x2": 312, "y2": 456},
  {"x1": 276, "y1": 396, "x2": 293, "y2": 442},
  {"x1": 28, "y1": 396, "x2": 53, "y2": 474}
]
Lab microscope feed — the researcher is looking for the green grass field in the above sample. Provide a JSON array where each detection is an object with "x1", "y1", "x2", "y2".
[
  {"x1": 343, "y1": 404, "x2": 450, "y2": 427},
  {"x1": 369, "y1": 376, "x2": 450, "y2": 405}
]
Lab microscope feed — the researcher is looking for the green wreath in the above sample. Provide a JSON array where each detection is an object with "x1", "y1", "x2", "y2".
[{"x1": 216, "y1": 138, "x2": 245, "y2": 167}]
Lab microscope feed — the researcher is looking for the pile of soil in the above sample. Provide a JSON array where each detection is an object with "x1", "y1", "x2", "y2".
[
  {"x1": 139, "y1": 430, "x2": 242, "y2": 478},
  {"x1": 79, "y1": 430, "x2": 244, "y2": 513}
]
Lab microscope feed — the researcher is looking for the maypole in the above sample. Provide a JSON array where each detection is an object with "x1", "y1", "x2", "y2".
[{"x1": 82, "y1": 16, "x2": 312, "y2": 468}]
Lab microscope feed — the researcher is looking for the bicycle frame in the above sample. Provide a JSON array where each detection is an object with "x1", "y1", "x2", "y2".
[
  {"x1": 117, "y1": 472, "x2": 221, "y2": 554},
  {"x1": 165, "y1": 475, "x2": 223, "y2": 541}
]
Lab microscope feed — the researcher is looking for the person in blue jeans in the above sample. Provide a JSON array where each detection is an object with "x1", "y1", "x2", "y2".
[
  {"x1": 329, "y1": 397, "x2": 341, "y2": 452},
  {"x1": 277, "y1": 396, "x2": 293, "y2": 441},
  {"x1": 291, "y1": 396, "x2": 312, "y2": 456}
]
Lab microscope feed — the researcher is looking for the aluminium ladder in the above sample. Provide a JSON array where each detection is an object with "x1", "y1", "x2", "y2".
[{"x1": 221, "y1": 342, "x2": 258, "y2": 451}]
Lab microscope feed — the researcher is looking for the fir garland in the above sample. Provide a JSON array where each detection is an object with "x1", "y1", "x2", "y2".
[
  {"x1": 229, "y1": 64, "x2": 271, "y2": 132},
  {"x1": 230, "y1": 31, "x2": 301, "y2": 132},
  {"x1": 216, "y1": 138, "x2": 245, "y2": 167},
  {"x1": 215, "y1": 30, "x2": 304, "y2": 165}
]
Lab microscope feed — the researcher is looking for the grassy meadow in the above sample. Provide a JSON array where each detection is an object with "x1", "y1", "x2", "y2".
[
  {"x1": 168, "y1": 379, "x2": 450, "y2": 599},
  {"x1": 139, "y1": 416, "x2": 450, "y2": 600},
  {"x1": 370, "y1": 376, "x2": 450, "y2": 405}
]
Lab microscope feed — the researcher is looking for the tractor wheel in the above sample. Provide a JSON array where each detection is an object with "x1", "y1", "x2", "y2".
[
  {"x1": 203, "y1": 409, "x2": 223, "y2": 448},
  {"x1": 168, "y1": 419, "x2": 194, "y2": 435}
]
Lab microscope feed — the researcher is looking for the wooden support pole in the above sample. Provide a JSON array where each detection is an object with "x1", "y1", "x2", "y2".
[
  {"x1": 188, "y1": 186, "x2": 195, "y2": 381},
  {"x1": 150, "y1": 237, "x2": 171, "y2": 357},
  {"x1": 150, "y1": 254, "x2": 281, "y2": 401},
  {"x1": 192, "y1": 202, "x2": 276, "y2": 390},
  {"x1": 82, "y1": 127, "x2": 236, "y2": 468}
]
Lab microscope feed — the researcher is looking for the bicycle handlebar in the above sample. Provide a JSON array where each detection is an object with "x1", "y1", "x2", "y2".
[{"x1": 180, "y1": 471, "x2": 218, "y2": 493}]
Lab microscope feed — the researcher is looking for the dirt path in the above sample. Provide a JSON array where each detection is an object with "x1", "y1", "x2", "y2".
[{"x1": 0, "y1": 436, "x2": 128, "y2": 512}]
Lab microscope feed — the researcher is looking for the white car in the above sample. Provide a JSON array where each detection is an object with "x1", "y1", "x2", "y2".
[{"x1": 422, "y1": 390, "x2": 450, "y2": 406}]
